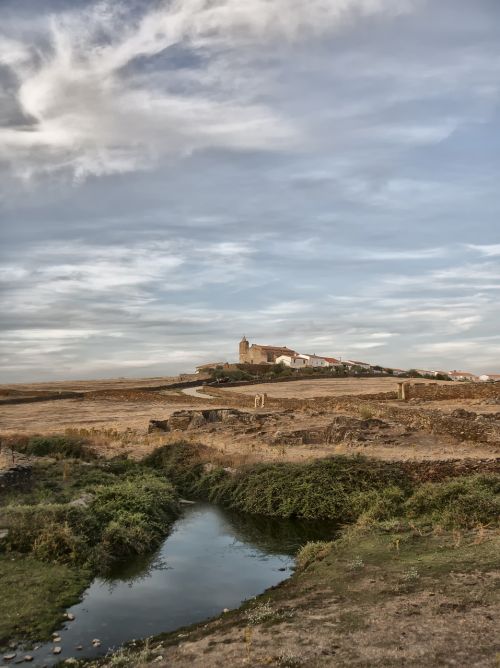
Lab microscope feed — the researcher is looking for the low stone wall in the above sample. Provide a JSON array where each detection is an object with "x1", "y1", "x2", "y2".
[
  {"x1": 398, "y1": 458, "x2": 500, "y2": 483},
  {"x1": 407, "y1": 382, "x2": 500, "y2": 402}
]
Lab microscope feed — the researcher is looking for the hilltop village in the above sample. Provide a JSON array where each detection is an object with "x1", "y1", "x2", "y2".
[{"x1": 195, "y1": 336, "x2": 499, "y2": 382}]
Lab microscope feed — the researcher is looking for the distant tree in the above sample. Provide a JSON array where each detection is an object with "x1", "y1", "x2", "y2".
[{"x1": 434, "y1": 373, "x2": 452, "y2": 381}]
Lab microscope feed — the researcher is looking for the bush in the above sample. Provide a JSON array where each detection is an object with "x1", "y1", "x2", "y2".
[
  {"x1": 17, "y1": 435, "x2": 96, "y2": 460},
  {"x1": 404, "y1": 475, "x2": 500, "y2": 529},
  {"x1": 32, "y1": 521, "x2": 83, "y2": 563},
  {"x1": 350, "y1": 485, "x2": 406, "y2": 522},
  {"x1": 1, "y1": 468, "x2": 178, "y2": 571},
  {"x1": 147, "y1": 444, "x2": 412, "y2": 522}
]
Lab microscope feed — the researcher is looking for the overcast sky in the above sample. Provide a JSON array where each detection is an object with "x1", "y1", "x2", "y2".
[{"x1": 1, "y1": 0, "x2": 499, "y2": 382}]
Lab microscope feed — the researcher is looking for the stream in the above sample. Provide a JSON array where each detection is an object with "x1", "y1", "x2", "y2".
[{"x1": 28, "y1": 502, "x2": 336, "y2": 666}]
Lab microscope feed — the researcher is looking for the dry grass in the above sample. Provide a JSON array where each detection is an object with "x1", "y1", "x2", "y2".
[{"x1": 222, "y1": 377, "x2": 449, "y2": 399}]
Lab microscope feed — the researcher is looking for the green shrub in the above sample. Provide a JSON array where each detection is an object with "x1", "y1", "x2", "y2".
[
  {"x1": 147, "y1": 444, "x2": 412, "y2": 522},
  {"x1": 350, "y1": 486, "x2": 406, "y2": 522},
  {"x1": 1, "y1": 469, "x2": 178, "y2": 571},
  {"x1": 404, "y1": 475, "x2": 500, "y2": 528},
  {"x1": 18, "y1": 435, "x2": 96, "y2": 460}
]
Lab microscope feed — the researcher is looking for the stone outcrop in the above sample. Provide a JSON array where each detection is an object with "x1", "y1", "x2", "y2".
[
  {"x1": 148, "y1": 409, "x2": 271, "y2": 433},
  {"x1": 270, "y1": 416, "x2": 393, "y2": 446},
  {"x1": 0, "y1": 463, "x2": 32, "y2": 494}
]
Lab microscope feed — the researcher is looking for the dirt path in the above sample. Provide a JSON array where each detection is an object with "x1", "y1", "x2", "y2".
[{"x1": 181, "y1": 386, "x2": 215, "y2": 399}]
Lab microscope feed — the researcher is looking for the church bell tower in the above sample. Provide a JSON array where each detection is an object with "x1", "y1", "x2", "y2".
[{"x1": 239, "y1": 336, "x2": 250, "y2": 363}]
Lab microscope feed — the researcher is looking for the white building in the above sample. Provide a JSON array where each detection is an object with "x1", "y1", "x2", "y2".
[
  {"x1": 448, "y1": 370, "x2": 479, "y2": 382},
  {"x1": 479, "y1": 374, "x2": 500, "y2": 382},
  {"x1": 275, "y1": 354, "x2": 309, "y2": 369},
  {"x1": 302, "y1": 354, "x2": 330, "y2": 368},
  {"x1": 345, "y1": 359, "x2": 372, "y2": 370}
]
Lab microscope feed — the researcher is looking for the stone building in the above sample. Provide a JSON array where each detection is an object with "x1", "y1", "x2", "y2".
[{"x1": 239, "y1": 337, "x2": 296, "y2": 364}]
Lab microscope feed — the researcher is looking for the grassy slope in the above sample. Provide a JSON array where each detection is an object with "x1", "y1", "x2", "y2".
[{"x1": 0, "y1": 555, "x2": 91, "y2": 646}]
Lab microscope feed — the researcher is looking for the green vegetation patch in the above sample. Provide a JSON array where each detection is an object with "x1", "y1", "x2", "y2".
[
  {"x1": 0, "y1": 555, "x2": 91, "y2": 646},
  {"x1": 6, "y1": 434, "x2": 97, "y2": 460},
  {"x1": 146, "y1": 443, "x2": 413, "y2": 521},
  {"x1": 1, "y1": 460, "x2": 179, "y2": 572},
  {"x1": 147, "y1": 444, "x2": 500, "y2": 532},
  {"x1": 404, "y1": 474, "x2": 500, "y2": 529}
]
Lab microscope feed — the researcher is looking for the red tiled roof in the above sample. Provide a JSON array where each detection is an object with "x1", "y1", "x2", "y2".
[{"x1": 256, "y1": 345, "x2": 296, "y2": 352}]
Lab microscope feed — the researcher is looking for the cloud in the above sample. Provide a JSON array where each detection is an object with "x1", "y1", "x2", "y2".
[
  {"x1": 1, "y1": 0, "x2": 500, "y2": 381},
  {"x1": 466, "y1": 244, "x2": 500, "y2": 257},
  {"x1": 0, "y1": 0, "x2": 421, "y2": 181}
]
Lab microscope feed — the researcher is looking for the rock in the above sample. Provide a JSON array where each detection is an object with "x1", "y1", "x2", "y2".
[
  {"x1": 23, "y1": 657, "x2": 33, "y2": 663},
  {"x1": 148, "y1": 419, "x2": 170, "y2": 433},
  {"x1": 64, "y1": 659, "x2": 77, "y2": 665},
  {"x1": 92, "y1": 639, "x2": 101, "y2": 647},
  {"x1": 66, "y1": 613, "x2": 75, "y2": 621},
  {"x1": 3, "y1": 654, "x2": 16, "y2": 662},
  {"x1": 52, "y1": 648, "x2": 62, "y2": 655},
  {"x1": 223, "y1": 608, "x2": 229, "y2": 613},
  {"x1": 68, "y1": 494, "x2": 93, "y2": 509},
  {"x1": 75, "y1": 646, "x2": 83, "y2": 651},
  {"x1": 52, "y1": 637, "x2": 62, "y2": 643}
]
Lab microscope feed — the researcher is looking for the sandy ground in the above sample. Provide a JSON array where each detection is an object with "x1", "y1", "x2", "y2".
[{"x1": 223, "y1": 377, "x2": 448, "y2": 399}]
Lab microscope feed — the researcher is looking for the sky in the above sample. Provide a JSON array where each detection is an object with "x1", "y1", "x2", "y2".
[{"x1": 0, "y1": 0, "x2": 499, "y2": 382}]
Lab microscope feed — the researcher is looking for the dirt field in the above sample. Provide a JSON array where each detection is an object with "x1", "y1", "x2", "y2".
[
  {"x1": 0, "y1": 396, "x2": 218, "y2": 434},
  {"x1": 223, "y1": 377, "x2": 446, "y2": 399},
  {"x1": 1, "y1": 377, "x2": 499, "y2": 464},
  {"x1": 0, "y1": 374, "x2": 199, "y2": 394}
]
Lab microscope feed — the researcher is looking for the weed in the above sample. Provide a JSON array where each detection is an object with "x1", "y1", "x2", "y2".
[
  {"x1": 359, "y1": 405, "x2": 375, "y2": 420},
  {"x1": 16, "y1": 434, "x2": 96, "y2": 460},
  {"x1": 347, "y1": 555, "x2": 364, "y2": 571},
  {"x1": 296, "y1": 541, "x2": 333, "y2": 570},
  {"x1": 244, "y1": 601, "x2": 292, "y2": 626},
  {"x1": 103, "y1": 639, "x2": 156, "y2": 667},
  {"x1": 402, "y1": 566, "x2": 420, "y2": 583},
  {"x1": 277, "y1": 650, "x2": 304, "y2": 667}
]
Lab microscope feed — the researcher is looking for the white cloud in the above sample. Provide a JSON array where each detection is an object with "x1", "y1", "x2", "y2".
[
  {"x1": 0, "y1": 0, "x2": 421, "y2": 180},
  {"x1": 467, "y1": 244, "x2": 500, "y2": 257}
]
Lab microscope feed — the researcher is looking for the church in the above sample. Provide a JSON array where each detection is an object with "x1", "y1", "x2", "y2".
[{"x1": 239, "y1": 336, "x2": 296, "y2": 364}]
